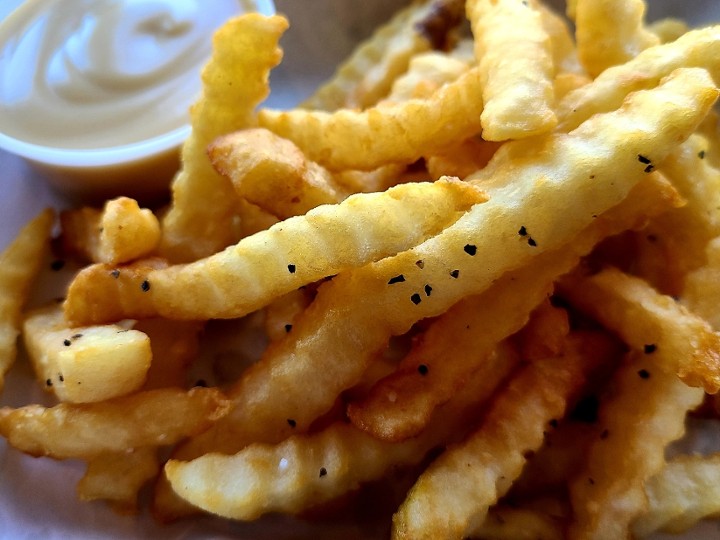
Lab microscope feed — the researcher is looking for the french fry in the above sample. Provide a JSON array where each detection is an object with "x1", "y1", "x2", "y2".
[
  {"x1": 0, "y1": 387, "x2": 228, "y2": 460},
  {"x1": 23, "y1": 304, "x2": 151, "y2": 403},
  {"x1": 164, "y1": 341, "x2": 517, "y2": 520},
  {"x1": 391, "y1": 333, "x2": 594, "y2": 540},
  {"x1": 77, "y1": 447, "x2": 159, "y2": 514},
  {"x1": 381, "y1": 50, "x2": 471, "y2": 103},
  {"x1": 574, "y1": 0, "x2": 659, "y2": 78},
  {"x1": 566, "y1": 351, "x2": 704, "y2": 540},
  {"x1": 556, "y1": 25, "x2": 720, "y2": 132},
  {"x1": 177, "y1": 70, "x2": 713, "y2": 460},
  {"x1": 468, "y1": 506, "x2": 564, "y2": 540},
  {"x1": 159, "y1": 14, "x2": 287, "y2": 262},
  {"x1": 683, "y1": 237, "x2": 720, "y2": 329},
  {"x1": 64, "y1": 257, "x2": 168, "y2": 326},
  {"x1": 208, "y1": 128, "x2": 349, "y2": 219},
  {"x1": 466, "y1": 0, "x2": 557, "y2": 140},
  {"x1": 558, "y1": 267, "x2": 720, "y2": 393},
  {"x1": 67, "y1": 178, "x2": 484, "y2": 323},
  {"x1": 649, "y1": 17, "x2": 690, "y2": 44},
  {"x1": 0, "y1": 208, "x2": 53, "y2": 393},
  {"x1": 301, "y1": 0, "x2": 464, "y2": 111},
  {"x1": 263, "y1": 289, "x2": 312, "y2": 343},
  {"x1": 632, "y1": 453, "x2": 720, "y2": 536}
]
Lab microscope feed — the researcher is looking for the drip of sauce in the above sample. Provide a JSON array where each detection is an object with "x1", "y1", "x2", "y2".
[{"x1": 0, "y1": 0, "x2": 267, "y2": 150}]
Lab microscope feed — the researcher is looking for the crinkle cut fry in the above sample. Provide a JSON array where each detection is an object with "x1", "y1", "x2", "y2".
[
  {"x1": 165, "y1": 342, "x2": 517, "y2": 521},
  {"x1": 173, "y1": 68, "x2": 715, "y2": 460},
  {"x1": 559, "y1": 267, "x2": 720, "y2": 393},
  {"x1": 258, "y1": 65, "x2": 485, "y2": 171},
  {"x1": 391, "y1": 333, "x2": 595, "y2": 540},
  {"x1": 466, "y1": 0, "x2": 557, "y2": 141},
  {"x1": 138, "y1": 178, "x2": 482, "y2": 322},
  {"x1": 348, "y1": 172, "x2": 682, "y2": 442},
  {"x1": 574, "y1": 0, "x2": 659, "y2": 78},
  {"x1": 159, "y1": 15, "x2": 287, "y2": 262},
  {"x1": 566, "y1": 351, "x2": 704, "y2": 540},
  {"x1": 301, "y1": 0, "x2": 464, "y2": 111},
  {"x1": 632, "y1": 453, "x2": 720, "y2": 537},
  {"x1": 0, "y1": 208, "x2": 54, "y2": 394},
  {"x1": 557, "y1": 25, "x2": 720, "y2": 132}
]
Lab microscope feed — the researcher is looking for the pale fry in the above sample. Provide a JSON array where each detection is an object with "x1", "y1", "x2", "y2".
[
  {"x1": 466, "y1": 0, "x2": 557, "y2": 140},
  {"x1": 301, "y1": 0, "x2": 464, "y2": 111},
  {"x1": 0, "y1": 209, "x2": 53, "y2": 393},
  {"x1": 178, "y1": 70, "x2": 713, "y2": 459},
  {"x1": 77, "y1": 447, "x2": 159, "y2": 514},
  {"x1": 649, "y1": 17, "x2": 690, "y2": 44},
  {"x1": 263, "y1": 289, "x2": 312, "y2": 343},
  {"x1": 258, "y1": 66, "x2": 485, "y2": 171},
  {"x1": 382, "y1": 50, "x2": 471, "y2": 103},
  {"x1": 23, "y1": 304, "x2": 151, "y2": 403},
  {"x1": 391, "y1": 335, "x2": 591, "y2": 540},
  {"x1": 559, "y1": 267, "x2": 720, "y2": 393},
  {"x1": 683, "y1": 237, "x2": 720, "y2": 329},
  {"x1": 140, "y1": 178, "x2": 482, "y2": 321},
  {"x1": 567, "y1": 352, "x2": 704, "y2": 540},
  {"x1": 208, "y1": 128, "x2": 349, "y2": 218},
  {"x1": 632, "y1": 453, "x2": 720, "y2": 536},
  {"x1": 160, "y1": 15, "x2": 287, "y2": 262},
  {"x1": 557, "y1": 25, "x2": 720, "y2": 132},
  {"x1": 574, "y1": 0, "x2": 659, "y2": 78},
  {"x1": 0, "y1": 387, "x2": 228, "y2": 459}
]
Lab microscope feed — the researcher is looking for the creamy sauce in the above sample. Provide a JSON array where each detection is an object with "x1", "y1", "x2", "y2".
[{"x1": 0, "y1": 0, "x2": 269, "y2": 150}]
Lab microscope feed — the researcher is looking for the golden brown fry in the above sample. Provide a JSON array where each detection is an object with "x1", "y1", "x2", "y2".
[
  {"x1": 61, "y1": 198, "x2": 160, "y2": 265},
  {"x1": 142, "y1": 178, "x2": 482, "y2": 321},
  {"x1": 466, "y1": 0, "x2": 557, "y2": 140},
  {"x1": 160, "y1": 14, "x2": 287, "y2": 262},
  {"x1": 632, "y1": 453, "x2": 720, "y2": 536},
  {"x1": 208, "y1": 128, "x2": 349, "y2": 218},
  {"x1": 301, "y1": 0, "x2": 465, "y2": 111},
  {"x1": 557, "y1": 25, "x2": 720, "y2": 132},
  {"x1": 77, "y1": 447, "x2": 159, "y2": 514},
  {"x1": 176, "y1": 70, "x2": 713, "y2": 460},
  {"x1": 574, "y1": 0, "x2": 659, "y2": 78},
  {"x1": 64, "y1": 257, "x2": 168, "y2": 325},
  {"x1": 0, "y1": 387, "x2": 228, "y2": 460},
  {"x1": 567, "y1": 351, "x2": 704, "y2": 539},
  {"x1": 0, "y1": 209, "x2": 53, "y2": 393},
  {"x1": 559, "y1": 267, "x2": 720, "y2": 393},
  {"x1": 382, "y1": 50, "x2": 471, "y2": 103},
  {"x1": 469, "y1": 506, "x2": 564, "y2": 540},
  {"x1": 23, "y1": 304, "x2": 151, "y2": 403},
  {"x1": 683, "y1": 237, "x2": 720, "y2": 329},
  {"x1": 425, "y1": 137, "x2": 500, "y2": 180},
  {"x1": 258, "y1": 66, "x2": 485, "y2": 171},
  {"x1": 391, "y1": 334, "x2": 593, "y2": 540}
]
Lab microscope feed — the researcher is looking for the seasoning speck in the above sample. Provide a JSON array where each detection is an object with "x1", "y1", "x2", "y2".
[
  {"x1": 287, "y1": 264, "x2": 296, "y2": 274},
  {"x1": 110, "y1": 269, "x2": 120, "y2": 279},
  {"x1": 50, "y1": 260, "x2": 65, "y2": 271},
  {"x1": 424, "y1": 284, "x2": 432, "y2": 297},
  {"x1": 450, "y1": 269, "x2": 460, "y2": 278},
  {"x1": 45, "y1": 379, "x2": 52, "y2": 387},
  {"x1": 194, "y1": 379, "x2": 208, "y2": 387},
  {"x1": 699, "y1": 149, "x2": 706, "y2": 159},
  {"x1": 464, "y1": 244, "x2": 477, "y2": 256},
  {"x1": 410, "y1": 293, "x2": 422, "y2": 305},
  {"x1": 518, "y1": 226, "x2": 528, "y2": 237},
  {"x1": 287, "y1": 419, "x2": 296, "y2": 428},
  {"x1": 63, "y1": 339, "x2": 71, "y2": 347},
  {"x1": 388, "y1": 274, "x2": 406, "y2": 285},
  {"x1": 418, "y1": 364, "x2": 429, "y2": 376},
  {"x1": 638, "y1": 369, "x2": 651, "y2": 379},
  {"x1": 527, "y1": 237, "x2": 537, "y2": 247},
  {"x1": 284, "y1": 324, "x2": 293, "y2": 333},
  {"x1": 415, "y1": 260, "x2": 425, "y2": 269},
  {"x1": 638, "y1": 154, "x2": 651, "y2": 164},
  {"x1": 319, "y1": 467, "x2": 327, "y2": 478},
  {"x1": 140, "y1": 280, "x2": 150, "y2": 292},
  {"x1": 643, "y1": 344, "x2": 657, "y2": 354}
]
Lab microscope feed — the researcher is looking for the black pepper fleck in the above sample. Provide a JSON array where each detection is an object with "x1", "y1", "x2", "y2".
[
  {"x1": 418, "y1": 364, "x2": 429, "y2": 375},
  {"x1": 600, "y1": 429, "x2": 609, "y2": 440},
  {"x1": 527, "y1": 237, "x2": 537, "y2": 247},
  {"x1": 424, "y1": 284, "x2": 432, "y2": 297},
  {"x1": 45, "y1": 379, "x2": 52, "y2": 387},
  {"x1": 140, "y1": 280, "x2": 150, "y2": 292},
  {"x1": 319, "y1": 467, "x2": 327, "y2": 478},
  {"x1": 410, "y1": 293, "x2": 422, "y2": 305},
  {"x1": 388, "y1": 274, "x2": 406, "y2": 285},
  {"x1": 287, "y1": 264, "x2": 296, "y2": 274},
  {"x1": 644, "y1": 344, "x2": 657, "y2": 354},
  {"x1": 638, "y1": 154, "x2": 651, "y2": 164},
  {"x1": 699, "y1": 150, "x2": 706, "y2": 159},
  {"x1": 644, "y1": 164, "x2": 655, "y2": 173},
  {"x1": 63, "y1": 339, "x2": 71, "y2": 347},
  {"x1": 548, "y1": 419, "x2": 558, "y2": 428},
  {"x1": 638, "y1": 369, "x2": 651, "y2": 379},
  {"x1": 588, "y1": 477, "x2": 595, "y2": 485},
  {"x1": 415, "y1": 260, "x2": 425, "y2": 269},
  {"x1": 194, "y1": 379, "x2": 208, "y2": 387},
  {"x1": 58, "y1": 374, "x2": 64, "y2": 382},
  {"x1": 110, "y1": 269, "x2": 120, "y2": 279},
  {"x1": 287, "y1": 419, "x2": 297, "y2": 428},
  {"x1": 50, "y1": 260, "x2": 65, "y2": 271},
  {"x1": 450, "y1": 269, "x2": 460, "y2": 278},
  {"x1": 71, "y1": 333, "x2": 83, "y2": 340},
  {"x1": 464, "y1": 244, "x2": 477, "y2": 256},
  {"x1": 518, "y1": 226, "x2": 528, "y2": 237},
  {"x1": 284, "y1": 324, "x2": 293, "y2": 333}
]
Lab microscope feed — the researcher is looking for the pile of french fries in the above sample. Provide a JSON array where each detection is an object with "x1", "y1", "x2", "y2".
[{"x1": 4, "y1": 0, "x2": 720, "y2": 537}]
